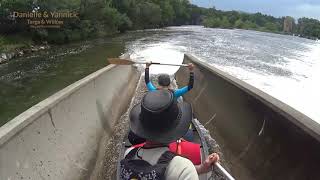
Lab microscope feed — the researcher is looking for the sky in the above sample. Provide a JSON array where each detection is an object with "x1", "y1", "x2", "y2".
[{"x1": 191, "y1": 0, "x2": 320, "y2": 20}]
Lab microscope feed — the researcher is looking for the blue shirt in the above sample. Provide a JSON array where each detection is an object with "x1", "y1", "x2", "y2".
[
  {"x1": 146, "y1": 82, "x2": 190, "y2": 98},
  {"x1": 145, "y1": 68, "x2": 194, "y2": 98}
]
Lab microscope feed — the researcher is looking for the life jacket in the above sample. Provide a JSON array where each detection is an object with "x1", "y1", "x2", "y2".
[
  {"x1": 133, "y1": 139, "x2": 201, "y2": 165},
  {"x1": 120, "y1": 148, "x2": 176, "y2": 180}
]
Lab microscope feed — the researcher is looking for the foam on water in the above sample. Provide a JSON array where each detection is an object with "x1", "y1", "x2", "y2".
[
  {"x1": 219, "y1": 42, "x2": 320, "y2": 123},
  {"x1": 126, "y1": 26, "x2": 320, "y2": 124},
  {"x1": 130, "y1": 43, "x2": 185, "y2": 75}
]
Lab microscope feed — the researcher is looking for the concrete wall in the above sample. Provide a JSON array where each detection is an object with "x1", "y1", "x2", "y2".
[
  {"x1": 0, "y1": 65, "x2": 139, "y2": 180},
  {"x1": 176, "y1": 54, "x2": 320, "y2": 180}
]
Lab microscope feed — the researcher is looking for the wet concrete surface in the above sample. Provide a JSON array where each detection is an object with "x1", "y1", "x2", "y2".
[
  {"x1": 95, "y1": 74, "x2": 147, "y2": 180},
  {"x1": 177, "y1": 54, "x2": 320, "y2": 180}
]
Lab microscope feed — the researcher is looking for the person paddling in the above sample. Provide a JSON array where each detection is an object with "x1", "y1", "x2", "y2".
[
  {"x1": 128, "y1": 62, "x2": 195, "y2": 145},
  {"x1": 145, "y1": 62, "x2": 194, "y2": 98},
  {"x1": 120, "y1": 90, "x2": 219, "y2": 180}
]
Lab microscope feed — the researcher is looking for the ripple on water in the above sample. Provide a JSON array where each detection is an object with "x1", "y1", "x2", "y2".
[{"x1": 127, "y1": 26, "x2": 320, "y2": 123}]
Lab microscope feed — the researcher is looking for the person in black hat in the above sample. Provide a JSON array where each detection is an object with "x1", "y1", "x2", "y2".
[
  {"x1": 130, "y1": 89, "x2": 192, "y2": 144},
  {"x1": 142, "y1": 62, "x2": 195, "y2": 143},
  {"x1": 120, "y1": 90, "x2": 219, "y2": 180},
  {"x1": 144, "y1": 62, "x2": 194, "y2": 98}
]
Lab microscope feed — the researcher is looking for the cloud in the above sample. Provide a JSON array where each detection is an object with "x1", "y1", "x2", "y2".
[
  {"x1": 192, "y1": 0, "x2": 320, "y2": 20},
  {"x1": 293, "y1": 4, "x2": 320, "y2": 19}
]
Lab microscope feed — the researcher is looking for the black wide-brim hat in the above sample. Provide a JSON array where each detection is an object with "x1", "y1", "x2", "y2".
[{"x1": 130, "y1": 90, "x2": 192, "y2": 144}]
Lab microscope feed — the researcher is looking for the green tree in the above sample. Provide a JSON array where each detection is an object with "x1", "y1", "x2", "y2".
[
  {"x1": 242, "y1": 20, "x2": 257, "y2": 30},
  {"x1": 203, "y1": 17, "x2": 221, "y2": 28},
  {"x1": 138, "y1": 2, "x2": 161, "y2": 28},
  {"x1": 159, "y1": 0, "x2": 175, "y2": 26},
  {"x1": 234, "y1": 19, "x2": 244, "y2": 29},
  {"x1": 170, "y1": 0, "x2": 191, "y2": 25},
  {"x1": 118, "y1": 13, "x2": 132, "y2": 32},
  {"x1": 220, "y1": 16, "x2": 232, "y2": 28},
  {"x1": 297, "y1": 17, "x2": 320, "y2": 38},
  {"x1": 265, "y1": 22, "x2": 278, "y2": 32}
]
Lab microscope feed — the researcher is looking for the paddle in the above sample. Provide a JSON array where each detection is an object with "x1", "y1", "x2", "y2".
[
  {"x1": 108, "y1": 58, "x2": 189, "y2": 67},
  {"x1": 215, "y1": 162, "x2": 235, "y2": 180}
]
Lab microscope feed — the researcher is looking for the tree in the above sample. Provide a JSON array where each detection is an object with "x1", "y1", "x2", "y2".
[
  {"x1": 234, "y1": 19, "x2": 244, "y2": 29},
  {"x1": 170, "y1": 0, "x2": 191, "y2": 25},
  {"x1": 265, "y1": 22, "x2": 278, "y2": 32},
  {"x1": 159, "y1": 0, "x2": 175, "y2": 26},
  {"x1": 136, "y1": 2, "x2": 161, "y2": 28},
  {"x1": 220, "y1": 16, "x2": 232, "y2": 28},
  {"x1": 242, "y1": 20, "x2": 257, "y2": 30},
  {"x1": 118, "y1": 13, "x2": 132, "y2": 32},
  {"x1": 203, "y1": 17, "x2": 221, "y2": 28},
  {"x1": 2, "y1": 0, "x2": 319, "y2": 45},
  {"x1": 297, "y1": 17, "x2": 320, "y2": 38}
]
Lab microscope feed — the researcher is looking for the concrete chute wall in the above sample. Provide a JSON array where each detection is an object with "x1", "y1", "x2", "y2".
[
  {"x1": 176, "y1": 54, "x2": 320, "y2": 180},
  {"x1": 0, "y1": 65, "x2": 139, "y2": 180}
]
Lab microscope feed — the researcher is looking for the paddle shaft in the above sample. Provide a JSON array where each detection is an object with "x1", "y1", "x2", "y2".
[
  {"x1": 108, "y1": 58, "x2": 188, "y2": 67},
  {"x1": 135, "y1": 62, "x2": 189, "y2": 67},
  {"x1": 215, "y1": 162, "x2": 235, "y2": 180}
]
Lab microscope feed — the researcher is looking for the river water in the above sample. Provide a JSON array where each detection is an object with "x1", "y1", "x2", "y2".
[
  {"x1": 129, "y1": 26, "x2": 320, "y2": 124},
  {"x1": 0, "y1": 26, "x2": 319, "y2": 126}
]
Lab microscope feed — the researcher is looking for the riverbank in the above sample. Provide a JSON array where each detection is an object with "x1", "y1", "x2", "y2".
[
  {"x1": 0, "y1": 44, "x2": 50, "y2": 64},
  {"x1": 0, "y1": 29, "x2": 121, "y2": 65},
  {"x1": 0, "y1": 35, "x2": 51, "y2": 64}
]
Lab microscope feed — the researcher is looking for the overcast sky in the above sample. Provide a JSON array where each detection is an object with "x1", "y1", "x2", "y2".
[{"x1": 191, "y1": 0, "x2": 320, "y2": 20}]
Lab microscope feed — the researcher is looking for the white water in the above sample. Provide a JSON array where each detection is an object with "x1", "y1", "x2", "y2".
[{"x1": 128, "y1": 26, "x2": 320, "y2": 124}]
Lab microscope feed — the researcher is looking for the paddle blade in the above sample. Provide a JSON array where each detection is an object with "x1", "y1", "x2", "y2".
[{"x1": 108, "y1": 58, "x2": 135, "y2": 65}]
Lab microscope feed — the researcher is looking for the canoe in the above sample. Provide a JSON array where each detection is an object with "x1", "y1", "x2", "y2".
[
  {"x1": 0, "y1": 60, "x2": 141, "y2": 180},
  {"x1": 1, "y1": 54, "x2": 320, "y2": 180},
  {"x1": 176, "y1": 54, "x2": 320, "y2": 180}
]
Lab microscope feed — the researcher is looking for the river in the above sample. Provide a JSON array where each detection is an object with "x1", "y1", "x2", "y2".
[{"x1": 0, "y1": 26, "x2": 319, "y2": 126}]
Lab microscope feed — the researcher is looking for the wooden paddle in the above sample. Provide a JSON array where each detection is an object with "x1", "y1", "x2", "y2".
[{"x1": 108, "y1": 58, "x2": 189, "y2": 67}]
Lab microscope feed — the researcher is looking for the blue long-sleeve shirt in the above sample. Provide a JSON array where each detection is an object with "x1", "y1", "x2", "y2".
[{"x1": 145, "y1": 68, "x2": 194, "y2": 98}]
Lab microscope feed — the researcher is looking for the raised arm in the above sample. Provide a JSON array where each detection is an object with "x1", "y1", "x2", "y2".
[
  {"x1": 145, "y1": 63, "x2": 157, "y2": 91},
  {"x1": 174, "y1": 63, "x2": 194, "y2": 97}
]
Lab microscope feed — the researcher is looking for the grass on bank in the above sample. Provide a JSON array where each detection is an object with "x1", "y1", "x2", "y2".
[{"x1": 0, "y1": 34, "x2": 33, "y2": 52}]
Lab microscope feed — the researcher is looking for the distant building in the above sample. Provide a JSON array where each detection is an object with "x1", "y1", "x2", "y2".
[{"x1": 283, "y1": 16, "x2": 294, "y2": 33}]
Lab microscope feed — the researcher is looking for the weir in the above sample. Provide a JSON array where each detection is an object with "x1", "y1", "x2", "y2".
[{"x1": 176, "y1": 54, "x2": 320, "y2": 180}]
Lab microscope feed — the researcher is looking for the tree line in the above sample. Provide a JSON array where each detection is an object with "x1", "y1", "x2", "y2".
[
  {"x1": 202, "y1": 8, "x2": 320, "y2": 39},
  {"x1": 0, "y1": 0, "x2": 319, "y2": 48},
  {"x1": 0, "y1": 0, "x2": 195, "y2": 45}
]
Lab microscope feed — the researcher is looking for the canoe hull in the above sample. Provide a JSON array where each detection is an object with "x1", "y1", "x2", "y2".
[
  {"x1": 176, "y1": 54, "x2": 320, "y2": 180},
  {"x1": 0, "y1": 65, "x2": 140, "y2": 180}
]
